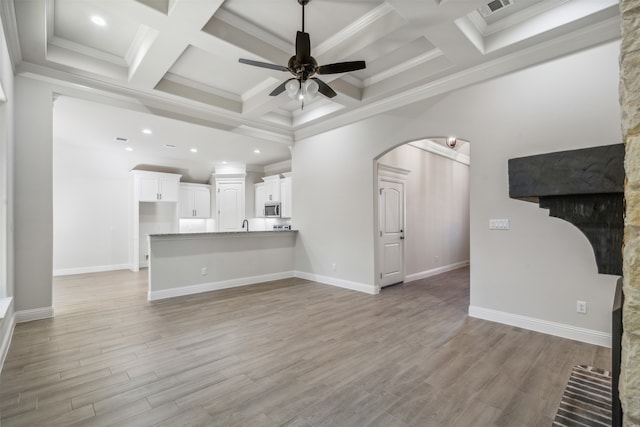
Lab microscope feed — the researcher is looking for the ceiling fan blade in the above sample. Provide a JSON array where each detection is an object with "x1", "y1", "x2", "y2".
[
  {"x1": 270, "y1": 78, "x2": 295, "y2": 96},
  {"x1": 296, "y1": 31, "x2": 312, "y2": 63},
  {"x1": 317, "y1": 61, "x2": 366, "y2": 74},
  {"x1": 239, "y1": 58, "x2": 289, "y2": 72},
  {"x1": 312, "y1": 78, "x2": 337, "y2": 98}
]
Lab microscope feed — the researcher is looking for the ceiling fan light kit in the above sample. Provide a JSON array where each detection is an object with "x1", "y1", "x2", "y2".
[{"x1": 238, "y1": 0, "x2": 366, "y2": 110}]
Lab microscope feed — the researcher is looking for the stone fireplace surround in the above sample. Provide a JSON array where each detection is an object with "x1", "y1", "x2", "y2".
[{"x1": 620, "y1": 0, "x2": 640, "y2": 425}]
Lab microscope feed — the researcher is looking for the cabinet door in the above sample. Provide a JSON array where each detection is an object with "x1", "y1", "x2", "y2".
[
  {"x1": 217, "y1": 182, "x2": 244, "y2": 231},
  {"x1": 193, "y1": 187, "x2": 211, "y2": 218},
  {"x1": 255, "y1": 183, "x2": 265, "y2": 217},
  {"x1": 139, "y1": 176, "x2": 159, "y2": 201},
  {"x1": 280, "y1": 177, "x2": 292, "y2": 218},
  {"x1": 158, "y1": 176, "x2": 179, "y2": 202},
  {"x1": 264, "y1": 179, "x2": 280, "y2": 202},
  {"x1": 179, "y1": 187, "x2": 193, "y2": 217}
]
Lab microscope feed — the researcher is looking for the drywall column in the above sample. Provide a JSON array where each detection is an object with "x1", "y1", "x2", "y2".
[
  {"x1": 13, "y1": 77, "x2": 53, "y2": 318},
  {"x1": 621, "y1": 0, "x2": 640, "y2": 424}
]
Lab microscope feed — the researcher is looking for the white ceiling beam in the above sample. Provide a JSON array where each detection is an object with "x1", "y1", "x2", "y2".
[{"x1": 127, "y1": 0, "x2": 224, "y2": 89}]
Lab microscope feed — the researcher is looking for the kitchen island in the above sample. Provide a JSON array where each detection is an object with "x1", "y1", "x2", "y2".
[{"x1": 147, "y1": 230, "x2": 297, "y2": 301}]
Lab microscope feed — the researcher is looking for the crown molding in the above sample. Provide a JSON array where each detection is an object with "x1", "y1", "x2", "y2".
[
  {"x1": 314, "y1": 2, "x2": 400, "y2": 57},
  {"x1": 364, "y1": 49, "x2": 444, "y2": 87},
  {"x1": 15, "y1": 60, "x2": 294, "y2": 145},
  {"x1": 294, "y1": 15, "x2": 621, "y2": 140},
  {"x1": 0, "y1": 0, "x2": 22, "y2": 72}
]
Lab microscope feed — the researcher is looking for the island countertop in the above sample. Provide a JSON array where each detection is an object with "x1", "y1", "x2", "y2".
[
  {"x1": 149, "y1": 230, "x2": 298, "y2": 238},
  {"x1": 147, "y1": 230, "x2": 298, "y2": 301}
]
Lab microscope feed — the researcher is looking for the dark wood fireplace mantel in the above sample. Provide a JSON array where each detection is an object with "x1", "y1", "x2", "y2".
[
  {"x1": 508, "y1": 143, "x2": 624, "y2": 426},
  {"x1": 508, "y1": 144, "x2": 624, "y2": 276}
]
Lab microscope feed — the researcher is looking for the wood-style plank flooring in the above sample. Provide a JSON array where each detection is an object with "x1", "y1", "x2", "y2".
[{"x1": 0, "y1": 268, "x2": 610, "y2": 426}]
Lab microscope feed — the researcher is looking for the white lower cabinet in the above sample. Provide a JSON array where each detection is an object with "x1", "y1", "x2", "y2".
[{"x1": 179, "y1": 184, "x2": 211, "y2": 218}]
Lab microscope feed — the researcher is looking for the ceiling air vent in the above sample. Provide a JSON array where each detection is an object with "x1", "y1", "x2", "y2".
[
  {"x1": 478, "y1": 0, "x2": 513, "y2": 17},
  {"x1": 114, "y1": 137, "x2": 128, "y2": 142}
]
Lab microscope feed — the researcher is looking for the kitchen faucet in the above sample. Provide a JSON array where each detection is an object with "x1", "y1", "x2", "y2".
[{"x1": 242, "y1": 219, "x2": 249, "y2": 231}]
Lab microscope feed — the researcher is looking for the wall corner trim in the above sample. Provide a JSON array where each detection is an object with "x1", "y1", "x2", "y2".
[
  {"x1": 0, "y1": 312, "x2": 16, "y2": 374},
  {"x1": 294, "y1": 271, "x2": 378, "y2": 295},
  {"x1": 468, "y1": 305, "x2": 611, "y2": 348},
  {"x1": 14, "y1": 306, "x2": 54, "y2": 323}
]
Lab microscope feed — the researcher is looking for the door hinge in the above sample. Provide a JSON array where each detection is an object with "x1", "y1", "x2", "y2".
[
  {"x1": 380, "y1": 273, "x2": 382, "y2": 279},
  {"x1": 380, "y1": 230, "x2": 382, "y2": 237},
  {"x1": 379, "y1": 188, "x2": 383, "y2": 195}
]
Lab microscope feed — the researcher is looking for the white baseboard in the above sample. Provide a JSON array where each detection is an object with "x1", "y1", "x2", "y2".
[
  {"x1": 53, "y1": 264, "x2": 130, "y2": 277},
  {"x1": 468, "y1": 305, "x2": 611, "y2": 348},
  {"x1": 0, "y1": 311, "x2": 15, "y2": 374},
  {"x1": 15, "y1": 306, "x2": 54, "y2": 323},
  {"x1": 148, "y1": 271, "x2": 295, "y2": 301},
  {"x1": 404, "y1": 261, "x2": 470, "y2": 283},
  {"x1": 294, "y1": 271, "x2": 378, "y2": 295}
]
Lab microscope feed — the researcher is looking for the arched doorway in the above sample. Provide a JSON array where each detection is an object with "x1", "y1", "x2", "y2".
[{"x1": 373, "y1": 137, "x2": 471, "y2": 292}]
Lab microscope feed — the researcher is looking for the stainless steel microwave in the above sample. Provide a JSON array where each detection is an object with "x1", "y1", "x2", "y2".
[{"x1": 264, "y1": 202, "x2": 281, "y2": 217}]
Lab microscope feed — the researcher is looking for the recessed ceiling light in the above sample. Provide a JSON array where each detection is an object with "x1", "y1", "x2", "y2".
[
  {"x1": 125, "y1": 147, "x2": 133, "y2": 152},
  {"x1": 90, "y1": 15, "x2": 106, "y2": 27},
  {"x1": 190, "y1": 148, "x2": 198, "y2": 153},
  {"x1": 165, "y1": 144, "x2": 176, "y2": 149},
  {"x1": 222, "y1": 161, "x2": 228, "y2": 164},
  {"x1": 253, "y1": 149, "x2": 261, "y2": 154},
  {"x1": 142, "y1": 129, "x2": 152, "y2": 135}
]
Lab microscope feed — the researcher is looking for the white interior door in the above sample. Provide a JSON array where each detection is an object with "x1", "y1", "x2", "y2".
[{"x1": 379, "y1": 179, "x2": 405, "y2": 287}]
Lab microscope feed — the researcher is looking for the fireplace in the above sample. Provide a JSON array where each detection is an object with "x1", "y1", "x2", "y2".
[{"x1": 508, "y1": 144, "x2": 624, "y2": 426}]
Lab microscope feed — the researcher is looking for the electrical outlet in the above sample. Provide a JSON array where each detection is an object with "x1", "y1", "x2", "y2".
[
  {"x1": 331, "y1": 263, "x2": 337, "y2": 271},
  {"x1": 489, "y1": 219, "x2": 510, "y2": 230},
  {"x1": 576, "y1": 300, "x2": 587, "y2": 314},
  {"x1": 201, "y1": 267, "x2": 207, "y2": 276}
]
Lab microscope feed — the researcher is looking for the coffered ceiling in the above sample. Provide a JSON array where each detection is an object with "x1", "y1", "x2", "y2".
[{"x1": 0, "y1": 0, "x2": 622, "y2": 166}]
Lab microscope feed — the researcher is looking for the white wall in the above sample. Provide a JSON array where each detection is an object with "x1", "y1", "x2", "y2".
[
  {"x1": 378, "y1": 143, "x2": 470, "y2": 279},
  {"x1": 293, "y1": 40, "x2": 621, "y2": 343},
  {"x1": 14, "y1": 76, "x2": 53, "y2": 315},
  {"x1": 0, "y1": 9, "x2": 15, "y2": 366}
]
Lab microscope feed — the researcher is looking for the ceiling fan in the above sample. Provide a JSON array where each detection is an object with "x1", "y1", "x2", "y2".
[{"x1": 238, "y1": 0, "x2": 366, "y2": 106}]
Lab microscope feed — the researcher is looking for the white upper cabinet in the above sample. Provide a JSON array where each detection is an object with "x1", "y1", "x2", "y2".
[
  {"x1": 134, "y1": 171, "x2": 181, "y2": 202},
  {"x1": 254, "y1": 183, "x2": 265, "y2": 217},
  {"x1": 179, "y1": 184, "x2": 211, "y2": 218},
  {"x1": 263, "y1": 175, "x2": 281, "y2": 202},
  {"x1": 280, "y1": 173, "x2": 292, "y2": 218}
]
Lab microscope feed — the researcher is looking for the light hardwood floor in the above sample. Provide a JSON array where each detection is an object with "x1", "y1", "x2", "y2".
[{"x1": 0, "y1": 268, "x2": 610, "y2": 426}]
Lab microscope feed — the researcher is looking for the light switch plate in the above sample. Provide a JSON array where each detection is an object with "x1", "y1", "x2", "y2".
[{"x1": 489, "y1": 219, "x2": 510, "y2": 230}]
